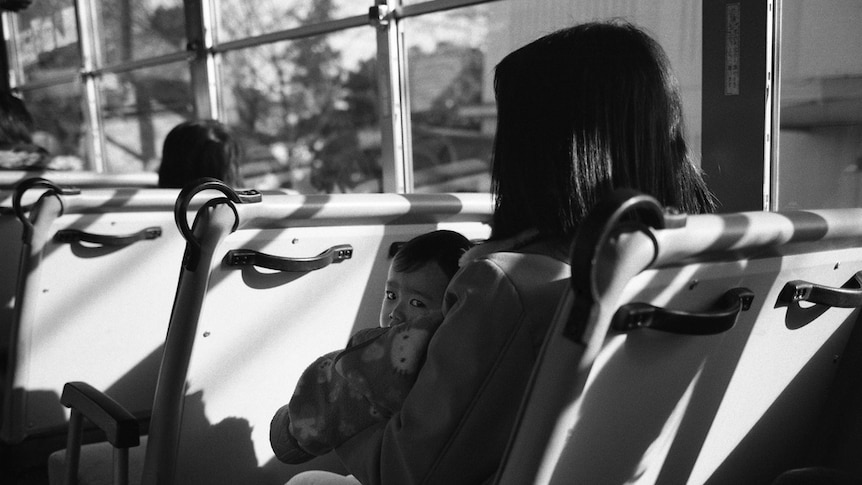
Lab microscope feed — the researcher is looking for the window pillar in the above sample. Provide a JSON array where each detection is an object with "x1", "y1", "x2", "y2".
[{"x1": 372, "y1": 0, "x2": 413, "y2": 193}]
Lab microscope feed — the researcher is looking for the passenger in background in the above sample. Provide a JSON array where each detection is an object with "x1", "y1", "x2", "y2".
[
  {"x1": 287, "y1": 20, "x2": 715, "y2": 485},
  {"x1": 157, "y1": 119, "x2": 245, "y2": 188},
  {"x1": 0, "y1": 91, "x2": 51, "y2": 170},
  {"x1": 270, "y1": 230, "x2": 473, "y2": 466},
  {"x1": 0, "y1": 0, "x2": 33, "y2": 12}
]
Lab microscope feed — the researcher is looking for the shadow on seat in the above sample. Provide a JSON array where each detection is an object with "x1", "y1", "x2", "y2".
[
  {"x1": 47, "y1": 179, "x2": 253, "y2": 485},
  {"x1": 494, "y1": 189, "x2": 862, "y2": 484}
]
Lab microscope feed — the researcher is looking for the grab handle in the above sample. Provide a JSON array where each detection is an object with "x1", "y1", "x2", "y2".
[
  {"x1": 54, "y1": 227, "x2": 162, "y2": 246},
  {"x1": 611, "y1": 287, "x2": 754, "y2": 335},
  {"x1": 174, "y1": 178, "x2": 261, "y2": 271},
  {"x1": 174, "y1": 178, "x2": 261, "y2": 244},
  {"x1": 13, "y1": 177, "x2": 81, "y2": 241},
  {"x1": 225, "y1": 244, "x2": 353, "y2": 272},
  {"x1": 779, "y1": 271, "x2": 862, "y2": 308}
]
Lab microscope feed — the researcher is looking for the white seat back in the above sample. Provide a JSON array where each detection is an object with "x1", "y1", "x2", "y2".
[
  {"x1": 498, "y1": 192, "x2": 862, "y2": 484},
  {"x1": 2, "y1": 180, "x2": 185, "y2": 443},
  {"x1": 145, "y1": 184, "x2": 493, "y2": 484}
]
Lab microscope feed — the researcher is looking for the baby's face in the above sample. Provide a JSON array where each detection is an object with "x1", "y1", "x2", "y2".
[{"x1": 379, "y1": 261, "x2": 449, "y2": 327}]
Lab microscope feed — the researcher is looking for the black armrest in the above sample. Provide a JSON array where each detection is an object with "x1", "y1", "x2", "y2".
[{"x1": 60, "y1": 381, "x2": 140, "y2": 448}]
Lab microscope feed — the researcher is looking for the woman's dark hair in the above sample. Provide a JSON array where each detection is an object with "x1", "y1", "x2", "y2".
[
  {"x1": 0, "y1": 91, "x2": 35, "y2": 147},
  {"x1": 393, "y1": 230, "x2": 473, "y2": 280},
  {"x1": 490, "y1": 20, "x2": 715, "y2": 240},
  {"x1": 158, "y1": 119, "x2": 243, "y2": 188}
]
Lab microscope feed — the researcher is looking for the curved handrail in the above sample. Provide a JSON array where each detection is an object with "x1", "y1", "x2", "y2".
[
  {"x1": 225, "y1": 244, "x2": 353, "y2": 272},
  {"x1": 566, "y1": 189, "x2": 669, "y2": 341},
  {"x1": 145, "y1": 181, "x2": 258, "y2": 484},
  {"x1": 12, "y1": 177, "x2": 80, "y2": 241},
  {"x1": 173, "y1": 178, "x2": 261, "y2": 271}
]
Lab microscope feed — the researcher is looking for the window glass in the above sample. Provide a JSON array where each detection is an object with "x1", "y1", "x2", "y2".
[
  {"x1": 777, "y1": 1, "x2": 862, "y2": 210},
  {"x1": 404, "y1": 0, "x2": 703, "y2": 193},
  {"x1": 220, "y1": 26, "x2": 380, "y2": 193},
  {"x1": 216, "y1": 0, "x2": 369, "y2": 43},
  {"x1": 100, "y1": 62, "x2": 193, "y2": 173},
  {"x1": 23, "y1": 83, "x2": 87, "y2": 169},
  {"x1": 7, "y1": 0, "x2": 80, "y2": 83},
  {"x1": 95, "y1": 0, "x2": 186, "y2": 66},
  {"x1": 404, "y1": 4, "x2": 493, "y2": 193}
]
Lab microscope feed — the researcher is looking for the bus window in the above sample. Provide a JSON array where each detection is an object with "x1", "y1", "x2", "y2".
[
  {"x1": 403, "y1": 0, "x2": 703, "y2": 194},
  {"x1": 219, "y1": 26, "x2": 381, "y2": 193},
  {"x1": 216, "y1": 0, "x2": 369, "y2": 43},
  {"x1": 5, "y1": 0, "x2": 80, "y2": 84},
  {"x1": 100, "y1": 63, "x2": 193, "y2": 174},
  {"x1": 1, "y1": 0, "x2": 714, "y2": 196},
  {"x1": 95, "y1": 0, "x2": 186, "y2": 66},
  {"x1": 4, "y1": 0, "x2": 86, "y2": 166},
  {"x1": 776, "y1": 1, "x2": 862, "y2": 210},
  {"x1": 17, "y1": 83, "x2": 87, "y2": 170}
]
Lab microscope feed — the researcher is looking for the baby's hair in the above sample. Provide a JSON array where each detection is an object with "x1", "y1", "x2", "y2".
[{"x1": 392, "y1": 230, "x2": 473, "y2": 280}]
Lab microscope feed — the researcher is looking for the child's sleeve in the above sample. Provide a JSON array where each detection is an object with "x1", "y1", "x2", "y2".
[
  {"x1": 334, "y1": 313, "x2": 443, "y2": 415},
  {"x1": 271, "y1": 327, "x2": 396, "y2": 464},
  {"x1": 269, "y1": 402, "x2": 314, "y2": 464},
  {"x1": 271, "y1": 315, "x2": 443, "y2": 464},
  {"x1": 270, "y1": 352, "x2": 339, "y2": 464}
]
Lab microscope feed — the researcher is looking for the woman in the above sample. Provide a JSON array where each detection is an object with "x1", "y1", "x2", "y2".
[
  {"x1": 158, "y1": 119, "x2": 244, "y2": 188},
  {"x1": 0, "y1": 91, "x2": 51, "y2": 170},
  {"x1": 290, "y1": 20, "x2": 714, "y2": 485}
]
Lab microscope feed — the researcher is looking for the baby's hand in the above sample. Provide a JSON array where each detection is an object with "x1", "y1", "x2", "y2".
[{"x1": 269, "y1": 403, "x2": 316, "y2": 464}]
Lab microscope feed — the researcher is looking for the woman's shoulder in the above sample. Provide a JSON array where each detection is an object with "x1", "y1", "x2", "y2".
[
  {"x1": 459, "y1": 230, "x2": 569, "y2": 268},
  {"x1": 453, "y1": 230, "x2": 570, "y2": 295}
]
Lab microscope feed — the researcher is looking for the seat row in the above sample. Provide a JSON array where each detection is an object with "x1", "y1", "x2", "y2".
[
  {"x1": 0, "y1": 175, "x2": 492, "y2": 484},
  {"x1": 2, "y1": 173, "x2": 862, "y2": 484}
]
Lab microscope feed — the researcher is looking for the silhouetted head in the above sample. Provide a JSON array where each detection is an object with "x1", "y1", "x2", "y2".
[
  {"x1": 158, "y1": 119, "x2": 243, "y2": 188},
  {"x1": 490, "y1": 20, "x2": 715, "y2": 240},
  {"x1": 0, "y1": 91, "x2": 35, "y2": 147}
]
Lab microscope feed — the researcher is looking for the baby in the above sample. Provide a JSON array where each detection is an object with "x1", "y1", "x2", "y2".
[{"x1": 270, "y1": 229, "x2": 473, "y2": 464}]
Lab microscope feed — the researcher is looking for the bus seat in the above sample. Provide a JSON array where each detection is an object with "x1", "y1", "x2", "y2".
[
  {"x1": 49, "y1": 179, "x2": 493, "y2": 485},
  {"x1": 495, "y1": 190, "x2": 862, "y2": 484},
  {"x1": 1, "y1": 179, "x2": 189, "y2": 446},
  {"x1": 1, "y1": 168, "x2": 159, "y2": 325},
  {"x1": 49, "y1": 180, "x2": 244, "y2": 485}
]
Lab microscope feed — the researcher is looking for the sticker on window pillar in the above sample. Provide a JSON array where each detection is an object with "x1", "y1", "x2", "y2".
[{"x1": 725, "y1": 3, "x2": 741, "y2": 95}]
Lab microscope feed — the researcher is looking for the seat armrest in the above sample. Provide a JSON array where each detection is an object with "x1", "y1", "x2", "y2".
[{"x1": 60, "y1": 381, "x2": 140, "y2": 448}]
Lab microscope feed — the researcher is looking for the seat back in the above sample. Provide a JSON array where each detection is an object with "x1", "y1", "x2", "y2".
[
  {"x1": 2, "y1": 179, "x2": 187, "y2": 443},
  {"x1": 0, "y1": 170, "x2": 157, "y2": 356},
  {"x1": 138, "y1": 180, "x2": 493, "y2": 484},
  {"x1": 498, "y1": 191, "x2": 862, "y2": 484}
]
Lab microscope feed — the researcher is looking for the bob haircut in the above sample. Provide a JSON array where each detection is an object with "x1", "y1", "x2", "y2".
[
  {"x1": 158, "y1": 119, "x2": 243, "y2": 188},
  {"x1": 490, "y1": 20, "x2": 715, "y2": 240},
  {"x1": 392, "y1": 230, "x2": 473, "y2": 280}
]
